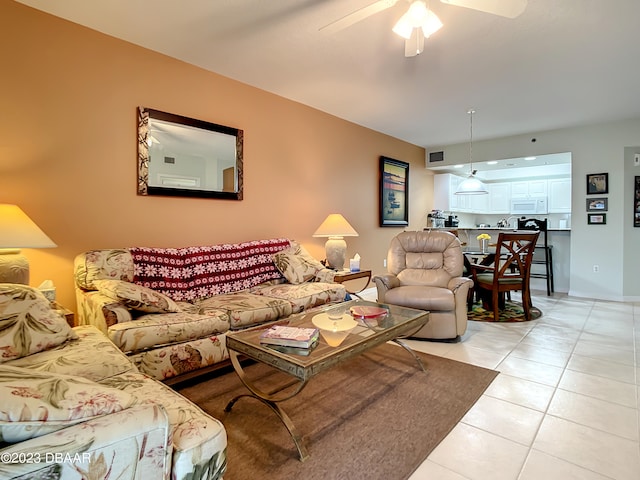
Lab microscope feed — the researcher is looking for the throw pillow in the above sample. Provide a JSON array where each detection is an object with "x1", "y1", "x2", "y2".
[
  {"x1": 0, "y1": 364, "x2": 136, "y2": 443},
  {"x1": 93, "y1": 279, "x2": 180, "y2": 313},
  {"x1": 272, "y1": 242, "x2": 325, "y2": 284},
  {"x1": 0, "y1": 284, "x2": 78, "y2": 364}
]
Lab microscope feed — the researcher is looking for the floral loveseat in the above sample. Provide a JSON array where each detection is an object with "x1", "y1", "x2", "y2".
[
  {"x1": 74, "y1": 238, "x2": 346, "y2": 383},
  {"x1": 0, "y1": 284, "x2": 227, "y2": 480}
]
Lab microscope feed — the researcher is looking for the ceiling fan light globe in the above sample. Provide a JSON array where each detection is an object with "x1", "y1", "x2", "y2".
[
  {"x1": 422, "y1": 11, "x2": 443, "y2": 37},
  {"x1": 407, "y1": 1, "x2": 428, "y2": 24},
  {"x1": 392, "y1": 14, "x2": 414, "y2": 39}
]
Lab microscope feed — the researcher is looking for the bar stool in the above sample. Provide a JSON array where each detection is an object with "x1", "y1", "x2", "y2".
[{"x1": 517, "y1": 218, "x2": 554, "y2": 295}]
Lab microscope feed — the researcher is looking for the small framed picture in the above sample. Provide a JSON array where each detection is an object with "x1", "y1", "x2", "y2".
[
  {"x1": 586, "y1": 197, "x2": 608, "y2": 212},
  {"x1": 635, "y1": 176, "x2": 640, "y2": 228},
  {"x1": 586, "y1": 173, "x2": 608, "y2": 195},
  {"x1": 587, "y1": 213, "x2": 606, "y2": 225}
]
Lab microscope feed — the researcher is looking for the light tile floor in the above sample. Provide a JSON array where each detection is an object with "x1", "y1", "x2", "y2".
[{"x1": 375, "y1": 291, "x2": 640, "y2": 480}]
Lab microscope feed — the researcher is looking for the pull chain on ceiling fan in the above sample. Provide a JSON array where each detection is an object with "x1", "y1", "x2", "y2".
[{"x1": 320, "y1": 0, "x2": 527, "y2": 57}]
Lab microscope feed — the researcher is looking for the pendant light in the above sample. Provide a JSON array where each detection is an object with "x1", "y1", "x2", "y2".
[{"x1": 455, "y1": 109, "x2": 489, "y2": 195}]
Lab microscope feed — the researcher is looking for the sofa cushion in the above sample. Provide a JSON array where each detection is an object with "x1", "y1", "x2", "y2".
[
  {"x1": 93, "y1": 279, "x2": 180, "y2": 313},
  {"x1": 272, "y1": 242, "x2": 326, "y2": 284},
  {"x1": 74, "y1": 249, "x2": 135, "y2": 290},
  {"x1": 196, "y1": 292, "x2": 292, "y2": 329},
  {"x1": 253, "y1": 282, "x2": 347, "y2": 313},
  {"x1": 0, "y1": 364, "x2": 136, "y2": 443},
  {"x1": 108, "y1": 310, "x2": 229, "y2": 354},
  {"x1": 129, "y1": 334, "x2": 229, "y2": 381},
  {"x1": 0, "y1": 284, "x2": 77, "y2": 363}
]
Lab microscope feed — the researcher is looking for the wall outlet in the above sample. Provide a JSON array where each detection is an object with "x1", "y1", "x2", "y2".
[
  {"x1": 593, "y1": 265, "x2": 599, "y2": 273},
  {"x1": 635, "y1": 153, "x2": 640, "y2": 166},
  {"x1": 383, "y1": 259, "x2": 387, "y2": 268}
]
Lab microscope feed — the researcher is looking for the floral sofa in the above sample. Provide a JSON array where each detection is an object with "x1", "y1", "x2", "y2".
[
  {"x1": 73, "y1": 238, "x2": 346, "y2": 383},
  {"x1": 0, "y1": 283, "x2": 227, "y2": 480}
]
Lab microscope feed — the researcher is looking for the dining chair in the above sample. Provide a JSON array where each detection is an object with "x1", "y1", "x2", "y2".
[
  {"x1": 517, "y1": 217, "x2": 554, "y2": 295},
  {"x1": 469, "y1": 231, "x2": 540, "y2": 321}
]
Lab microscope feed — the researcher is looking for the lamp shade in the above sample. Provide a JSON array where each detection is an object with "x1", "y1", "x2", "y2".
[
  {"x1": 0, "y1": 205, "x2": 57, "y2": 248},
  {"x1": 0, "y1": 204, "x2": 56, "y2": 284},
  {"x1": 455, "y1": 175, "x2": 489, "y2": 195},
  {"x1": 312, "y1": 214, "x2": 359, "y2": 238}
]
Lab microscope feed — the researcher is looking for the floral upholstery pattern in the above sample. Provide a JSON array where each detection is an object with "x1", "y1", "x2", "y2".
[
  {"x1": 0, "y1": 404, "x2": 172, "y2": 480},
  {"x1": 130, "y1": 334, "x2": 229, "y2": 381},
  {"x1": 0, "y1": 365, "x2": 136, "y2": 443},
  {"x1": 0, "y1": 284, "x2": 78, "y2": 363},
  {"x1": 102, "y1": 371, "x2": 227, "y2": 480},
  {"x1": 196, "y1": 292, "x2": 292, "y2": 329},
  {"x1": 253, "y1": 282, "x2": 347, "y2": 313},
  {"x1": 7, "y1": 325, "x2": 137, "y2": 382},
  {"x1": 74, "y1": 249, "x2": 135, "y2": 290},
  {"x1": 108, "y1": 310, "x2": 229, "y2": 354},
  {"x1": 93, "y1": 279, "x2": 180, "y2": 313},
  {"x1": 272, "y1": 242, "x2": 326, "y2": 284}
]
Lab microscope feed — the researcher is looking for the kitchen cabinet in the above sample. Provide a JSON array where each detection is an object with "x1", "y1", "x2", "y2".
[
  {"x1": 511, "y1": 180, "x2": 547, "y2": 198},
  {"x1": 434, "y1": 173, "x2": 462, "y2": 211},
  {"x1": 487, "y1": 183, "x2": 511, "y2": 213},
  {"x1": 548, "y1": 178, "x2": 572, "y2": 213}
]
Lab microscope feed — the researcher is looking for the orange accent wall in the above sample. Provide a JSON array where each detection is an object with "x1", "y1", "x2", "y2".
[{"x1": 1, "y1": 1, "x2": 433, "y2": 310}]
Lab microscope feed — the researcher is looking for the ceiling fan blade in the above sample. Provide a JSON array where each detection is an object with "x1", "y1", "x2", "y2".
[
  {"x1": 320, "y1": 0, "x2": 400, "y2": 34},
  {"x1": 440, "y1": 0, "x2": 527, "y2": 18},
  {"x1": 404, "y1": 29, "x2": 425, "y2": 57}
]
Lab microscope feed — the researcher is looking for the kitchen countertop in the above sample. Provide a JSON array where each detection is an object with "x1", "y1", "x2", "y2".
[{"x1": 426, "y1": 226, "x2": 571, "y2": 232}]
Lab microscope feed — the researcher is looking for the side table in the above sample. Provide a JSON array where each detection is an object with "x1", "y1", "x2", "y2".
[
  {"x1": 333, "y1": 269, "x2": 372, "y2": 298},
  {"x1": 52, "y1": 302, "x2": 75, "y2": 328}
]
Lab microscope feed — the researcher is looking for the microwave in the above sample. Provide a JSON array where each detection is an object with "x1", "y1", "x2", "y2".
[{"x1": 510, "y1": 197, "x2": 548, "y2": 215}]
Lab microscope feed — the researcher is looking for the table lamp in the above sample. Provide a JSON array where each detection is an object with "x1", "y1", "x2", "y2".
[
  {"x1": 0, "y1": 204, "x2": 57, "y2": 284},
  {"x1": 312, "y1": 213, "x2": 358, "y2": 270}
]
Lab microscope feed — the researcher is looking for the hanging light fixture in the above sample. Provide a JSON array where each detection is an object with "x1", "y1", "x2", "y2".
[
  {"x1": 393, "y1": 1, "x2": 443, "y2": 53},
  {"x1": 455, "y1": 109, "x2": 489, "y2": 195}
]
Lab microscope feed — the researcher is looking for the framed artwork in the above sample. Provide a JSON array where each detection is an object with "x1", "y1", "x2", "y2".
[
  {"x1": 379, "y1": 156, "x2": 409, "y2": 227},
  {"x1": 635, "y1": 176, "x2": 640, "y2": 227},
  {"x1": 586, "y1": 197, "x2": 608, "y2": 212},
  {"x1": 586, "y1": 173, "x2": 608, "y2": 195},
  {"x1": 587, "y1": 213, "x2": 606, "y2": 225}
]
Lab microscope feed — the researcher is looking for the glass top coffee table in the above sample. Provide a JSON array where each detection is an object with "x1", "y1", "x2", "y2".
[{"x1": 224, "y1": 300, "x2": 429, "y2": 461}]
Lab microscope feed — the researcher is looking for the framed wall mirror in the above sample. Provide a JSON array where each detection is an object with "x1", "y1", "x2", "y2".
[{"x1": 137, "y1": 107, "x2": 243, "y2": 200}]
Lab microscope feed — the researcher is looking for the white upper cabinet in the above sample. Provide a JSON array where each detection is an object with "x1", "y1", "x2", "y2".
[
  {"x1": 548, "y1": 178, "x2": 572, "y2": 213},
  {"x1": 487, "y1": 183, "x2": 511, "y2": 213},
  {"x1": 511, "y1": 180, "x2": 547, "y2": 197}
]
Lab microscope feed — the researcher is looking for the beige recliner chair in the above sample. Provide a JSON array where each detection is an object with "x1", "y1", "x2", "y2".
[{"x1": 373, "y1": 230, "x2": 473, "y2": 341}]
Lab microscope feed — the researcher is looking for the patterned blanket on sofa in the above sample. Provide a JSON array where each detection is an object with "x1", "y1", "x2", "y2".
[{"x1": 130, "y1": 238, "x2": 291, "y2": 301}]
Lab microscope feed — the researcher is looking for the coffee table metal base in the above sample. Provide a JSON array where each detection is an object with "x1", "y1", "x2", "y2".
[
  {"x1": 224, "y1": 350, "x2": 312, "y2": 461},
  {"x1": 224, "y1": 339, "x2": 425, "y2": 461}
]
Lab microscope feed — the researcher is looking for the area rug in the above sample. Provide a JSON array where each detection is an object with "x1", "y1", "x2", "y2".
[
  {"x1": 177, "y1": 343, "x2": 498, "y2": 480},
  {"x1": 468, "y1": 300, "x2": 542, "y2": 322}
]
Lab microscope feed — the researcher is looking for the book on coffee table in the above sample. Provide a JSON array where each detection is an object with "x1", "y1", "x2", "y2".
[
  {"x1": 260, "y1": 325, "x2": 320, "y2": 348},
  {"x1": 265, "y1": 340, "x2": 319, "y2": 356}
]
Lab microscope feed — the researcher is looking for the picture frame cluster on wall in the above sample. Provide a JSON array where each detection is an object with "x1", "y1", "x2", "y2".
[{"x1": 585, "y1": 172, "x2": 608, "y2": 225}]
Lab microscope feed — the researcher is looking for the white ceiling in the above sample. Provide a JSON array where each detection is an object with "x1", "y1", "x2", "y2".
[{"x1": 15, "y1": 0, "x2": 640, "y2": 148}]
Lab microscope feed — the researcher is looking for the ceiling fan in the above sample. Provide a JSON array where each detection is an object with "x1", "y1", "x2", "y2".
[{"x1": 321, "y1": 0, "x2": 527, "y2": 57}]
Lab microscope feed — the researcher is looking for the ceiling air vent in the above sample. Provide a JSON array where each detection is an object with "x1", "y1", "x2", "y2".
[{"x1": 429, "y1": 151, "x2": 444, "y2": 163}]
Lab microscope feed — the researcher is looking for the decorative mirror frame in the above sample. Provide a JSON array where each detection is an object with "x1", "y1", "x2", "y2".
[{"x1": 137, "y1": 107, "x2": 244, "y2": 200}]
